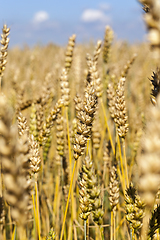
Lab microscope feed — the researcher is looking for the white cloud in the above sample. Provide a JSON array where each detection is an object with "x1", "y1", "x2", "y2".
[
  {"x1": 99, "y1": 3, "x2": 110, "y2": 11},
  {"x1": 33, "y1": 11, "x2": 49, "y2": 24},
  {"x1": 81, "y1": 9, "x2": 109, "y2": 22}
]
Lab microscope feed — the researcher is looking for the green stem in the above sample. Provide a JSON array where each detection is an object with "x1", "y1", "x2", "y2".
[{"x1": 100, "y1": 226, "x2": 104, "y2": 240}]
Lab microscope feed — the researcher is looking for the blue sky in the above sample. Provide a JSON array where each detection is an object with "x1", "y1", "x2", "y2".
[{"x1": 0, "y1": 0, "x2": 146, "y2": 48}]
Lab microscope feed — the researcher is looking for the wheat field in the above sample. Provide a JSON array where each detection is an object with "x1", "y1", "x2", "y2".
[{"x1": 0, "y1": 1, "x2": 160, "y2": 240}]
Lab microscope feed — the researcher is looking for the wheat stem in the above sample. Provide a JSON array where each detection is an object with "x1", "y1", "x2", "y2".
[
  {"x1": 100, "y1": 226, "x2": 104, "y2": 240},
  {"x1": 8, "y1": 206, "x2": 12, "y2": 239},
  {"x1": 60, "y1": 160, "x2": 77, "y2": 240},
  {"x1": 130, "y1": 224, "x2": 133, "y2": 240},
  {"x1": 65, "y1": 107, "x2": 72, "y2": 168},
  {"x1": 111, "y1": 210, "x2": 113, "y2": 240},
  {"x1": 54, "y1": 172, "x2": 61, "y2": 238},
  {"x1": 32, "y1": 192, "x2": 37, "y2": 239},
  {"x1": 113, "y1": 210, "x2": 116, "y2": 240},
  {"x1": 86, "y1": 139, "x2": 90, "y2": 155},
  {"x1": 65, "y1": 106, "x2": 74, "y2": 240},
  {"x1": 116, "y1": 215, "x2": 125, "y2": 232},
  {"x1": 67, "y1": 220, "x2": 72, "y2": 240},
  {"x1": 3, "y1": 227, "x2": 6, "y2": 240},
  {"x1": 157, "y1": 230, "x2": 160, "y2": 240},
  {"x1": 122, "y1": 138, "x2": 129, "y2": 188},
  {"x1": 65, "y1": 106, "x2": 75, "y2": 222},
  {"x1": 100, "y1": 98, "x2": 115, "y2": 155},
  {"x1": 117, "y1": 167, "x2": 124, "y2": 195},
  {"x1": 117, "y1": 134, "x2": 126, "y2": 192},
  {"x1": 84, "y1": 220, "x2": 87, "y2": 240},
  {"x1": 35, "y1": 175, "x2": 41, "y2": 240},
  {"x1": 11, "y1": 225, "x2": 16, "y2": 240}
]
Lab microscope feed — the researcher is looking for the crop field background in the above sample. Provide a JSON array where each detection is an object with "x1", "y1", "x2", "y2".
[{"x1": 0, "y1": 0, "x2": 160, "y2": 240}]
